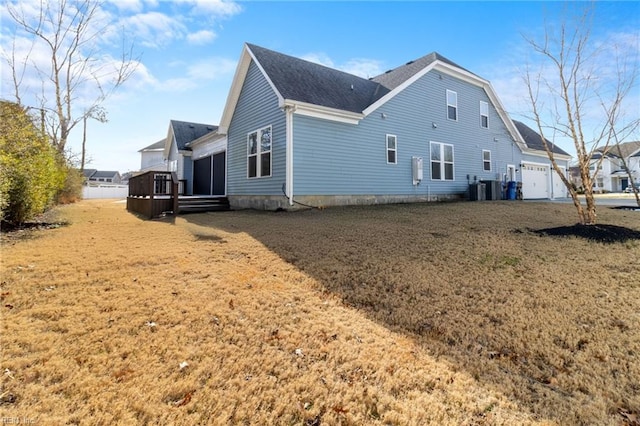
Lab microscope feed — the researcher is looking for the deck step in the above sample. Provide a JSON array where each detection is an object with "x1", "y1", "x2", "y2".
[{"x1": 178, "y1": 196, "x2": 230, "y2": 213}]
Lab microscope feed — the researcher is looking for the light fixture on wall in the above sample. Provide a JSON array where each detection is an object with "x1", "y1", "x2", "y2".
[
  {"x1": 432, "y1": 122, "x2": 437, "y2": 129},
  {"x1": 493, "y1": 137, "x2": 499, "y2": 142},
  {"x1": 381, "y1": 112, "x2": 387, "y2": 119}
]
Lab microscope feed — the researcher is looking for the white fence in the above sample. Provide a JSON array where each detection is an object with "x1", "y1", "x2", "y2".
[{"x1": 82, "y1": 184, "x2": 129, "y2": 199}]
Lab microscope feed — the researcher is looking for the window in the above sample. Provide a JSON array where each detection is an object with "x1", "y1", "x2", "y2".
[
  {"x1": 483, "y1": 150, "x2": 491, "y2": 171},
  {"x1": 447, "y1": 90, "x2": 457, "y2": 121},
  {"x1": 247, "y1": 126, "x2": 272, "y2": 178},
  {"x1": 480, "y1": 101, "x2": 489, "y2": 128},
  {"x1": 386, "y1": 134, "x2": 397, "y2": 164},
  {"x1": 430, "y1": 142, "x2": 454, "y2": 180}
]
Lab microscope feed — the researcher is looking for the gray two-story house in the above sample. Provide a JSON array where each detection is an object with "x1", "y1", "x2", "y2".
[{"x1": 212, "y1": 43, "x2": 570, "y2": 209}]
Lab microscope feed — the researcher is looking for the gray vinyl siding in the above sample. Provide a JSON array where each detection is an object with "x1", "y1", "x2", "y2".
[
  {"x1": 293, "y1": 70, "x2": 522, "y2": 196},
  {"x1": 227, "y1": 61, "x2": 286, "y2": 195}
]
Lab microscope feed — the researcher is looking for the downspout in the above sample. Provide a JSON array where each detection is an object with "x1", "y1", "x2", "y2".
[{"x1": 285, "y1": 105, "x2": 295, "y2": 206}]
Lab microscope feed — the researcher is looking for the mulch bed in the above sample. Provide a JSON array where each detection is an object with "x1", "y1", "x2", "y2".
[{"x1": 530, "y1": 223, "x2": 640, "y2": 244}]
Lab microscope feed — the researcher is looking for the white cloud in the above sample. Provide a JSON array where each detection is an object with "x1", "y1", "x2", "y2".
[
  {"x1": 108, "y1": 0, "x2": 144, "y2": 13},
  {"x1": 187, "y1": 29, "x2": 217, "y2": 45},
  {"x1": 178, "y1": 0, "x2": 242, "y2": 17},
  {"x1": 120, "y1": 12, "x2": 187, "y2": 48},
  {"x1": 187, "y1": 57, "x2": 237, "y2": 80}
]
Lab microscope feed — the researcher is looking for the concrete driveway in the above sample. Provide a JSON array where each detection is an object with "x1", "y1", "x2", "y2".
[{"x1": 548, "y1": 193, "x2": 639, "y2": 207}]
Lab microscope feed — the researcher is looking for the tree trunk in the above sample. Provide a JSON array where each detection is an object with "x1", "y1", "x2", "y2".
[{"x1": 81, "y1": 115, "x2": 87, "y2": 171}]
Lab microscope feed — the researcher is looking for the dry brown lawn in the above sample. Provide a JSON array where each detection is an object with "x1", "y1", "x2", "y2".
[{"x1": 1, "y1": 199, "x2": 639, "y2": 425}]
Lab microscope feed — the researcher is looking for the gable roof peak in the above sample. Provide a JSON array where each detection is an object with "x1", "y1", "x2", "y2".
[
  {"x1": 370, "y1": 51, "x2": 476, "y2": 91},
  {"x1": 169, "y1": 120, "x2": 218, "y2": 151},
  {"x1": 245, "y1": 42, "x2": 389, "y2": 114}
]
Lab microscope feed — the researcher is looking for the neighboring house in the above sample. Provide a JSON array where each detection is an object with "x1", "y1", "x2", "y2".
[
  {"x1": 512, "y1": 121, "x2": 572, "y2": 199},
  {"x1": 591, "y1": 141, "x2": 640, "y2": 192},
  {"x1": 83, "y1": 169, "x2": 98, "y2": 181},
  {"x1": 83, "y1": 169, "x2": 122, "y2": 184},
  {"x1": 138, "y1": 139, "x2": 167, "y2": 172},
  {"x1": 209, "y1": 43, "x2": 569, "y2": 209},
  {"x1": 163, "y1": 120, "x2": 218, "y2": 195}
]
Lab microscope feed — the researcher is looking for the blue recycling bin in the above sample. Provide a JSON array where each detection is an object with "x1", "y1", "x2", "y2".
[{"x1": 507, "y1": 181, "x2": 517, "y2": 200}]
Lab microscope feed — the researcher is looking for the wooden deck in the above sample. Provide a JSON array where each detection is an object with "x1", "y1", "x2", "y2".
[{"x1": 126, "y1": 171, "x2": 229, "y2": 219}]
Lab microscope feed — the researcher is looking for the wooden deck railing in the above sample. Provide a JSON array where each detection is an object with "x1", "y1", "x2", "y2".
[{"x1": 126, "y1": 171, "x2": 180, "y2": 219}]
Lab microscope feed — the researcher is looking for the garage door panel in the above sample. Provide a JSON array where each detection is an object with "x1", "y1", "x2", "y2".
[
  {"x1": 552, "y1": 168, "x2": 567, "y2": 198},
  {"x1": 522, "y1": 164, "x2": 549, "y2": 199}
]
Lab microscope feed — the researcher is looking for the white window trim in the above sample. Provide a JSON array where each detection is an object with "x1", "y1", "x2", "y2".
[
  {"x1": 430, "y1": 141, "x2": 455, "y2": 181},
  {"x1": 480, "y1": 101, "x2": 489, "y2": 129},
  {"x1": 386, "y1": 134, "x2": 397, "y2": 164},
  {"x1": 482, "y1": 149, "x2": 492, "y2": 171},
  {"x1": 446, "y1": 89, "x2": 458, "y2": 121},
  {"x1": 247, "y1": 125, "x2": 272, "y2": 179}
]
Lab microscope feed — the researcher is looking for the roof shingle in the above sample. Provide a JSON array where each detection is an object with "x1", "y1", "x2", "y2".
[
  {"x1": 513, "y1": 120, "x2": 571, "y2": 156},
  {"x1": 247, "y1": 44, "x2": 389, "y2": 113},
  {"x1": 171, "y1": 120, "x2": 217, "y2": 150}
]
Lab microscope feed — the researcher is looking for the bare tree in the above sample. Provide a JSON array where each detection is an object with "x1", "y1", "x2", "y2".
[
  {"x1": 3, "y1": 0, "x2": 138, "y2": 156},
  {"x1": 523, "y1": 4, "x2": 638, "y2": 225},
  {"x1": 80, "y1": 106, "x2": 107, "y2": 171}
]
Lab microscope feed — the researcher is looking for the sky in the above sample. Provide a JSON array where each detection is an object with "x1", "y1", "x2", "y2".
[{"x1": 1, "y1": 1, "x2": 639, "y2": 173}]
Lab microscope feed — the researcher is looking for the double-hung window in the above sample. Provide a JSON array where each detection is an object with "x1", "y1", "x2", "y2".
[
  {"x1": 430, "y1": 142, "x2": 454, "y2": 180},
  {"x1": 480, "y1": 101, "x2": 489, "y2": 128},
  {"x1": 482, "y1": 150, "x2": 491, "y2": 171},
  {"x1": 247, "y1": 126, "x2": 272, "y2": 178},
  {"x1": 446, "y1": 90, "x2": 457, "y2": 121},
  {"x1": 386, "y1": 134, "x2": 397, "y2": 164}
]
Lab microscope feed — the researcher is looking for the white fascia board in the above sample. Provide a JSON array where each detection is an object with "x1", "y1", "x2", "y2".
[
  {"x1": 363, "y1": 61, "x2": 488, "y2": 116},
  {"x1": 362, "y1": 60, "x2": 529, "y2": 153},
  {"x1": 363, "y1": 62, "x2": 437, "y2": 116},
  {"x1": 286, "y1": 100, "x2": 363, "y2": 125},
  {"x1": 219, "y1": 44, "x2": 285, "y2": 134},
  {"x1": 523, "y1": 149, "x2": 572, "y2": 162},
  {"x1": 187, "y1": 131, "x2": 225, "y2": 148},
  {"x1": 482, "y1": 82, "x2": 529, "y2": 153}
]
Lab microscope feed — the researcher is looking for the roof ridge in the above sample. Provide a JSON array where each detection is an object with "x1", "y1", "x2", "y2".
[
  {"x1": 246, "y1": 43, "x2": 389, "y2": 114},
  {"x1": 246, "y1": 43, "x2": 376, "y2": 85}
]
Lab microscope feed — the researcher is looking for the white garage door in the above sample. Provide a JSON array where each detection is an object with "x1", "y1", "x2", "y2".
[
  {"x1": 522, "y1": 163, "x2": 549, "y2": 199},
  {"x1": 551, "y1": 167, "x2": 567, "y2": 199}
]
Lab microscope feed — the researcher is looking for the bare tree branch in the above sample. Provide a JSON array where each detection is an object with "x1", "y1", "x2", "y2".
[
  {"x1": 4, "y1": 0, "x2": 140, "y2": 157},
  {"x1": 522, "y1": 3, "x2": 638, "y2": 224}
]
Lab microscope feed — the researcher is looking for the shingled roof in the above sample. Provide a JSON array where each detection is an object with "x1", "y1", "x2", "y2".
[
  {"x1": 513, "y1": 120, "x2": 571, "y2": 156},
  {"x1": 170, "y1": 120, "x2": 217, "y2": 150},
  {"x1": 371, "y1": 52, "x2": 474, "y2": 90},
  {"x1": 247, "y1": 44, "x2": 389, "y2": 114},
  {"x1": 247, "y1": 44, "x2": 473, "y2": 114},
  {"x1": 139, "y1": 139, "x2": 165, "y2": 152},
  {"x1": 597, "y1": 141, "x2": 640, "y2": 158}
]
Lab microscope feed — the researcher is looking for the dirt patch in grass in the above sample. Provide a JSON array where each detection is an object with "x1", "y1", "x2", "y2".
[{"x1": 2, "y1": 199, "x2": 639, "y2": 425}]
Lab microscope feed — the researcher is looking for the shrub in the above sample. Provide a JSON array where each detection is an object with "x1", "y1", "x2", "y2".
[
  {"x1": 0, "y1": 101, "x2": 66, "y2": 224},
  {"x1": 56, "y1": 166, "x2": 84, "y2": 204}
]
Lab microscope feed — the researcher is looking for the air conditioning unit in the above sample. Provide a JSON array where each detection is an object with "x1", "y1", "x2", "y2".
[{"x1": 412, "y1": 156, "x2": 423, "y2": 185}]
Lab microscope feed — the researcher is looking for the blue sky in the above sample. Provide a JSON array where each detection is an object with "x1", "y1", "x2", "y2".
[{"x1": 2, "y1": 1, "x2": 639, "y2": 173}]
